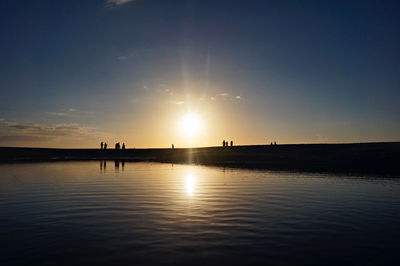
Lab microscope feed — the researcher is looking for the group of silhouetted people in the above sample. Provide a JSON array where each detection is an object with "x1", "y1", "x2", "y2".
[
  {"x1": 115, "y1": 142, "x2": 125, "y2": 149},
  {"x1": 100, "y1": 141, "x2": 125, "y2": 150},
  {"x1": 270, "y1": 141, "x2": 277, "y2": 146},
  {"x1": 100, "y1": 142, "x2": 108, "y2": 149},
  {"x1": 222, "y1": 140, "x2": 233, "y2": 147}
]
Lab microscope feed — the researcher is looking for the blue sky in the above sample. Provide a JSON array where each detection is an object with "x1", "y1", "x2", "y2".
[{"x1": 0, "y1": 0, "x2": 399, "y2": 147}]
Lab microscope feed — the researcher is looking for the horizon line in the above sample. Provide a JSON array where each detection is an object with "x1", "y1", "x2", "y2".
[{"x1": 1, "y1": 141, "x2": 399, "y2": 150}]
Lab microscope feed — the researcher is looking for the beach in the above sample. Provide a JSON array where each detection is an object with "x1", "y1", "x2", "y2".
[{"x1": 1, "y1": 142, "x2": 399, "y2": 176}]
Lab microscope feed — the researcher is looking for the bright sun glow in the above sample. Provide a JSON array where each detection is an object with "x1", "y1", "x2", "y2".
[{"x1": 180, "y1": 113, "x2": 202, "y2": 137}]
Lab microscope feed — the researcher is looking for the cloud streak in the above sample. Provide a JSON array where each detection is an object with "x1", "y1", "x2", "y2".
[
  {"x1": 0, "y1": 118, "x2": 103, "y2": 142},
  {"x1": 45, "y1": 112, "x2": 69, "y2": 117},
  {"x1": 0, "y1": 135, "x2": 51, "y2": 142},
  {"x1": 107, "y1": 0, "x2": 136, "y2": 6},
  {"x1": 45, "y1": 108, "x2": 94, "y2": 118}
]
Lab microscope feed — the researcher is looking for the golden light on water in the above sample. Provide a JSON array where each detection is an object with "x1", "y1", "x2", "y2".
[{"x1": 185, "y1": 173, "x2": 196, "y2": 197}]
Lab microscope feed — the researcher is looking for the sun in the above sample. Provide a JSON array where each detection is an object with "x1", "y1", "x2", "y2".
[{"x1": 180, "y1": 113, "x2": 202, "y2": 137}]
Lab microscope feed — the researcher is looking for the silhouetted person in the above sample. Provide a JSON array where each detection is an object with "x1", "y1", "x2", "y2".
[
  {"x1": 101, "y1": 142, "x2": 103, "y2": 150},
  {"x1": 122, "y1": 143, "x2": 125, "y2": 149},
  {"x1": 270, "y1": 142, "x2": 273, "y2": 146},
  {"x1": 104, "y1": 143, "x2": 107, "y2": 149},
  {"x1": 222, "y1": 140, "x2": 225, "y2": 147},
  {"x1": 274, "y1": 141, "x2": 277, "y2": 145},
  {"x1": 115, "y1": 143, "x2": 118, "y2": 149},
  {"x1": 230, "y1": 140, "x2": 233, "y2": 147},
  {"x1": 172, "y1": 144, "x2": 174, "y2": 150}
]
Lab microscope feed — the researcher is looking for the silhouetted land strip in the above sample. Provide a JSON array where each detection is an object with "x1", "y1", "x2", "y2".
[{"x1": 1, "y1": 142, "x2": 399, "y2": 176}]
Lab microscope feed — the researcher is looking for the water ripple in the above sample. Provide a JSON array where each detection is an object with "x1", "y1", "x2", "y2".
[{"x1": 0, "y1": 162, "x2": 400, "y2": 265}]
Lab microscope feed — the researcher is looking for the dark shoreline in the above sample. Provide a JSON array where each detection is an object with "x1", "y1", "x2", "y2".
[{"x1": 1, "y1": 142, "x2": 399, "y2": 176}]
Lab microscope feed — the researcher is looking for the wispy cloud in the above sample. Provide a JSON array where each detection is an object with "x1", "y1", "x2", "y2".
[
  {"x1": 117, "y1": 55, "x2": 130, "y2": 61},
  {"x1": 45, "y1": 112, "x2": 69, "y2": 117},
  {"x1": 117, "y1": 49, "x2": 154, "y2": 61},
  {"x1": 1, "y1": 121, "x2": 89, "y2": 137},
  {"x1": 0, "y1": 118, "x2": 103, "y2": 142},
  {"x1": 213, "y1": 93, "x2": 242, "y2": 101},
  {"x1": 107, "y1": 0, "x2": 136, "y2": 6},
  {"x1": 0, "y1": 135, "x2": 50, "y2": 142},
  {"x1": 117, "y1": 48, "x2": 174, "y2": 62},
  {"x1": 45, "y1": 108, "x2": 94, "y2": 118},
  {"x1": 175, "y1": 101, "x2": 185, "y2": 105}
]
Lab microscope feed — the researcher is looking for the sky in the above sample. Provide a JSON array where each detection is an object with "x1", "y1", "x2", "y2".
[{"x1": 0, "y1": 0, "x2": 399, "y2": 148}]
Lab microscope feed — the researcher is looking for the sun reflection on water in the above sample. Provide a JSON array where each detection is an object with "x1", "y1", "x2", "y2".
[{"x1": 185, "y1": 174, "x2": 195, "y2": 197}]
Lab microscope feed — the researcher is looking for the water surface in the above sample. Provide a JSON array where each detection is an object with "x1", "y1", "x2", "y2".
[{"x1": 0, "y1": 161, "x2": 399, "y2": 265}]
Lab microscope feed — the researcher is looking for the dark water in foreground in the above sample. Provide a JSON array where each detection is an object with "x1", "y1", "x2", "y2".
[{"x1": 0, "y1": 162, "x2": 399, "y2": 265}]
